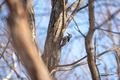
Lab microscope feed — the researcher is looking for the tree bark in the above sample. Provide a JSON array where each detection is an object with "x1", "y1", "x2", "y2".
[
  {"x1": 41, "y1": 1, "x2": 68, "y2": 79},
  {"x1": 85, "y1": 0, "x2": 99, "y2": 80}
]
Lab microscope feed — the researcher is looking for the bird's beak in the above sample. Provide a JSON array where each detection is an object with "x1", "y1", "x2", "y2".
[{"x1": 67, "y1": 32, "x2": 70, "y2": 35}]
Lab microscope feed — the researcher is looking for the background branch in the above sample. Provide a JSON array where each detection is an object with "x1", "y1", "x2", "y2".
[{"x1": 6, "y1": 0, "x2": 51, "y2": 80}]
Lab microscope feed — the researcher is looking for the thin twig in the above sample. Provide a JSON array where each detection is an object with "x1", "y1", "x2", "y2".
[
  {"x1": 94, "y1": 35, "x2": 101, "y2": 80},
  {"x1": 49, "y1": 61, "x2": 87, "y2": 75},
  {"x1": 50, "y1": 55, "x2": 87, "y2": 71},
  {"x1": 2, "y1": 52, "x2": 17, "y2": 80},
  {"x1": 3, "y1": 54, "x2": 22, "y2": 78},
  {"x1": 73, "y1": 18, "x2": 85, "y2": 37},
  {"x1": 0, "y1": 36, "x2": 11, "y2": 59},
  {"x1": 96, "y1": 9, "x2": 120, "y2": 28},
  {"x1": 99, "y1": 73, "x2": 115, "y2": 76},
  {"x1": 95, "y1": 28, "x2": 120, "y2": 34},
  {"x1": 62, "y1": 0, "x2": 86, "y2": 34},
  {"x1": 50, "y1": 45, "x2": 120, "y2": 73},
  {"x1": 96, "y1": 45, "x2": 120, "y2": 58},
  {"x1": 77, "y1": 3, "x2": 88, "y2": 12},
  {"x1": 0, "y1": 1, "x2": 6, "y2": 9}
]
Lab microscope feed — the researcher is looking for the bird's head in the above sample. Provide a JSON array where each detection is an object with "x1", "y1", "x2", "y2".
[{"x1": 67, "y1": 33, "x2": 72, "y2": 38}]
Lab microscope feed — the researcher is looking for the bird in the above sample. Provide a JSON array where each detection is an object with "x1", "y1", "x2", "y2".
[{"x1": 59, "y1": 33, "x2": 72, "y2": 49}]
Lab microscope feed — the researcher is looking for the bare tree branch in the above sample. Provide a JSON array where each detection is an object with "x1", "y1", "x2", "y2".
[
  {"x1": 96, "y1": 9, "x2": 120, "y2": 28},
  {"x1": 2, "y1": 53, "x2": 18, "y2": 80},
  {"x1": 0, "y1": 1, "x2": 6, "y2": 9},
  {"x1": 66, "y1": 0, "x2": 80, "y2": 18},
  {"x1": 95, "y1": 28, "x2": 120, "y2": 34},
  {"x1": 50, "y1": 61, "x2": 87, "y2": 75},
  {"x1": 5, "y1": 0, "x2": 51, "y2": 80},
  {"x1": 0, "y1": 36, "x2": 11, "y2": 59},
  {"x1": 3, "y1": 53, "x2": 21, "y2": 79},
  {"x1": 62, "y1": 0, "x2": 86, "y2": 34},
  {"x1": 73, "y1": 18, "x2": 85, "y2": 37},
  {"x1": 50, "y1": 55, "x2": 87, "y2": 71},
  {"x1": 96, "y1": 45, "x2": 120, "y2": 58}
]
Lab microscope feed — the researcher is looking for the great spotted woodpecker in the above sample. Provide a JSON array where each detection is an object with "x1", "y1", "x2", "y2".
[{"x1": 59, "y1": 33, "x2": 72, "y2": 49}]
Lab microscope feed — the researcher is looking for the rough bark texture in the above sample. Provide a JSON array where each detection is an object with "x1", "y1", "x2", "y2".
[
  {"x1": 85, "y1": 0, "x2": 99, "y2": 80},
  {"x1": 42, "y1": 0, "x2": 68, "y2": 73},
  {"x1": 6, "y1": 0, "x2": 51, "y2": 80}
]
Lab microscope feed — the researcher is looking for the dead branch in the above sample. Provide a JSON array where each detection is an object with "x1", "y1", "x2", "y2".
[
  {"x1": 50, "y1": 61, "x2": 87, "y2": 75},
  {"x1": 62, "y1": 2, "x2": 88, "y2": 34},
  {"x1": 50, "y1": 45, "x2": 120, "y2": 76},
  {"x1": 73, "y1": 18, "x2": 85, "y2": 37},
  {"x1": 0, "y1": 36, "x2": 11, "y2": 59},
  {"x1": 95, "y1": 28, "x2": 120, "y2": 34},
  {"x1": 50, "y1": 55, "x2": 87, "y2": 71}
]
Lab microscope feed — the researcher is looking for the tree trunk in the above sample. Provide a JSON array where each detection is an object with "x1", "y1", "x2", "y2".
[
  {"x1": 85, "y1": 0, "x2": 99, "y2": 80},
  {"x1": 42, "y1": 0, "x2": 68, "y2": 76}
]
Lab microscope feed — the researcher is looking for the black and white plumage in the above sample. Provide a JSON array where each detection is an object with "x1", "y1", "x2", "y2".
[{"x1": 59, "y1": 33, "x2": 72, "y2": 49}]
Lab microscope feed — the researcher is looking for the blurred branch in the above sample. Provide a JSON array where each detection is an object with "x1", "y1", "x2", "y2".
[
  {"x1": 66, "y1": 0, "x2": 88, "y2": 18},
  {"x1": 66, "y1": 3, "x2": 88, "y2": 27},
  {"x1": 18, "y1": 54, "x2": 31, "y2": 80},
  {"x1": 80, "y1": 66, "x2": 91, "y2": 80},
  {"x1": 96, "y1": 45, "x2": 120, "y2": 58},
  {"x1": 50, "y1": 61, "x2": 87, "y2": 75},
  {"x1": 50, "y1": 45, "x2": 120, "y2": 77},
  {"x1": 0, "y1": 36, "x2": 11, "y2": 59},
  {"x1": 66, "y1": 0, "x2": 79, "y2": 16},
  {"x1": 5, "y1": 0, "x2": 51, "y2": 80},
  {"x1": 73, "y1": 18, "x2": 85, "y2": 37},
  {"x1": 3, "y1": 53, "x2": 21, "y2": 79},
  {"x1": 0, "y1": 1, "x2": 6, "y2": 9},
  {"x1": 96, "y1": 9, "x2": 120, "y2": 28},
  {"x1": 50, "y1": 55, "x2": 87, "y2": 71},
  {"x1": 2, "y1": 53, "x2": 17, "y2": 80},
  {"x1": 99, "y1": 73, "x2": 115, "y2": 76},
  {"x1": 95, "y1": 28, "x2": 120, "y2": 34},
  {"x1": 51, "y1": 45, "x2": 120, "y2": 69},
  {"x1": 66, "y1": 0, "x2": 82, "y2": 17},
  {"x1": 62, "y1": 0, "x2": 87, "y2": 34}
]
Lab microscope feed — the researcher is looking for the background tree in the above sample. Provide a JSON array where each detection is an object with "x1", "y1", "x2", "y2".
[{"x1": 0, "y1": 0, "x2": 120, "y2": 80}]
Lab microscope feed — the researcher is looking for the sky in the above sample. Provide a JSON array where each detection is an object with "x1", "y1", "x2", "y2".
[{"x1": 0, "y1": 0, "x2": 119, "y2": 80}]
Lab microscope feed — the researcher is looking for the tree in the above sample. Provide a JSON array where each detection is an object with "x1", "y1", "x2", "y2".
[{"x1": 0, "y1": 0, "x2": 120, "y2": 80}]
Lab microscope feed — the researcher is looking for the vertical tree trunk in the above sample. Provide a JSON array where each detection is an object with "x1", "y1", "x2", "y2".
[
  {"x1": 42, "y1": 0, "x2": 68, "y2": 76},
  {"x1": 85, "y1": 0, "x2": 99, "y2": 80}
]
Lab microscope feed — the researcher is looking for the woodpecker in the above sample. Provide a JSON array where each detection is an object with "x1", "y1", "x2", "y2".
[{"x1": 59, "y1": 33, "x2": 72, "y2": 49}]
